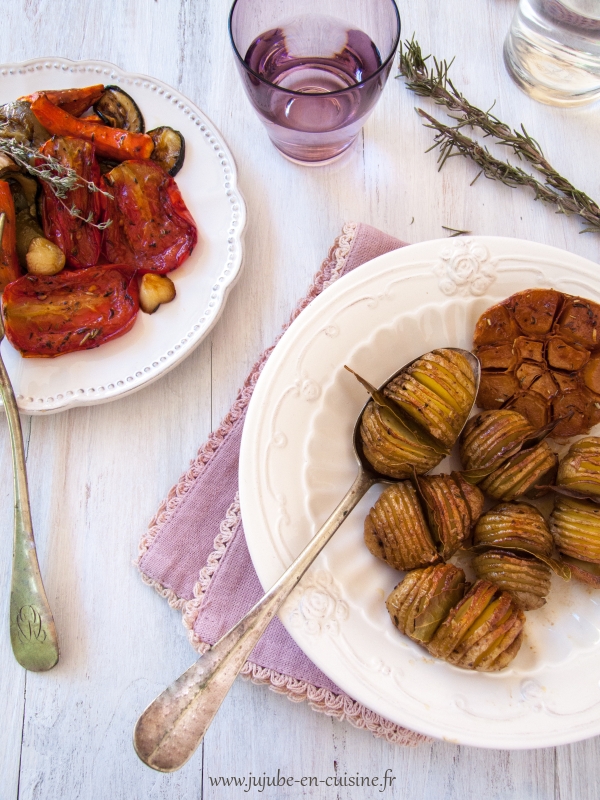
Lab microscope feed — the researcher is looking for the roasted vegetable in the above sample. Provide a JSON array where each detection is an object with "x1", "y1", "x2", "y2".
[
  {"x1": 2, "y1": 266, "x2": 139, "y2": 357},
  {"x1": 360, "y1": 400, "x2": 444, "y2": 479},
  {"x1": 38, "y1": 137, "x2": 104, "y2": 270},
  {"x1": 384, "y1": 349, "x2": 477, "y2": 447},
  {"x1": 364, "y1": 482, "x2": 440, "y2": 571},
  {"x1": 472, "y1": 550, "x2": 551, "y2": 610},
  {"x1": 25, "y1": 237, "x2": 65, "y2": 276},
  {"x1": 460, "y1": 409, "x2": 534, "y2": 475},
  {"x1": 148, "y1": 126, "x2": 185, "y2": 176},
  {"x1": 138, "y1": 272, "x2": 176, "y2": 313},
  {"x1": 0, "y1": 181, "x2": 22, "y2": 291},
  {"x1": 459, "y1": 408, "x2": 557, "y2": 499},
  {"x1": 427, "y1": 580, "x2": 525, "y2": 671},
  {"x1": 474, "y1": 502, "x2": 553, "y2": 557},
  {"x1": 550, "y1": 495, "x2": 600, "y2": 579},
  {"x1": 473, "y1": 288, "x2": 600, "y2": 437},
  {"x1": 0, "y1": 100, "x2": 50, "y2": 148},
  {"x1": 21, "y1": 85, "x2": 105, "y2": 117},
  {"x1": 94, "y1": 86, "x2": 145, "y2": 133},
  {"x1": 417, "y1": 471, "x2": 484, "y2": 559},
  {"x1": 103, "y1": 160, "x2": 197, "y2": 274},
  {"x1": 14, "y1": 207, "x2": 65, "y2": 276},
  {"x1": 478, "y1": 440, "x2": 557, "y2": 501},
  {"x1": 30, "y1": 94, "x2": 153, "y2": 161},
  {"x1": 386, "y1": 564, "x2": 466, "y2": 643},
  {"x1": 557, "y1": 437, "x2": 600, "y2": 497}
]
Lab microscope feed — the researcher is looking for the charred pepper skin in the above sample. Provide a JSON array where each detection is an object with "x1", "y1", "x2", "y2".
[{"x1": 102, "y1": 160, "x2": 197, "y2": 275}]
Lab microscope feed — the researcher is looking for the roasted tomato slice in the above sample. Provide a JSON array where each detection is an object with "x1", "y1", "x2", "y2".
[
  {"x1": 103, "y1": 160, "x2": 197, "y2": 274},
  {"x1": 0, "y1": 180, "x2": 22, "y2": 291},
  {"x1": 38, "y1": 136, "x2": 105, "y2": 270},
  {"x1": 2, "y1": 266, "x2": 138, "y2": 357}
]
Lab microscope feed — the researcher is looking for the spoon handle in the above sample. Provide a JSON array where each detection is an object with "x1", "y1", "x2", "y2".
[
  {"x1": 134, "y1": 468, "x2": 376, "y2": 772},
  {"x1": 0, "y1": 345, "x2": 59, "y2": 671}
]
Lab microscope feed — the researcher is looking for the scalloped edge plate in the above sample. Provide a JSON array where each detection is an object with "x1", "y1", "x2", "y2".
[
  {"x1": 0, "y1": 57, "x2": 246, "y2": 413},
  {"x1": 240, "y1": 236, "x2": 600, "y2": 749}
]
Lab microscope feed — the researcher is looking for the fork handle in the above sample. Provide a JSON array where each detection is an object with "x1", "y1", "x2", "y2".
[
  {"x1": 0, "y1": 352, "x2": 59, "y2": 671},
  {"x1": 133, "y1": 468, "x2": 375, "y2": 772}
]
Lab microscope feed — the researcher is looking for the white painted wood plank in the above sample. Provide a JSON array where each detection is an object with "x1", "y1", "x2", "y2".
[{"x1": 0, "y1": 0, "x2": 600, "y2": 797}]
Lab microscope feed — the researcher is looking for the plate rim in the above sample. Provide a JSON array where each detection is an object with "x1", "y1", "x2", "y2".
[
  {"x1": 239, "y1": 234, "x2": 600, "y2": 749},
  {"x1": 0, "y1": 55, "x2": 246, "y2": 413}
]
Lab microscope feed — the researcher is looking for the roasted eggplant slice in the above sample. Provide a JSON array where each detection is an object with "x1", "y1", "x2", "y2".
[
  {"x1": 93, "y1": 85, "x2": 145, "y2": 133},
  {"x1": 148, "y1": 126, "x2": 185, "y2": 176}
]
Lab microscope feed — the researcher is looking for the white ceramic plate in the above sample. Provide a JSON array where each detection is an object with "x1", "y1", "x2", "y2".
[
  {"x1": 239, "y1": 236, "x2": 600, "y2": 749},
  {"x1": 0, "y1": 58, "x2": 245, "y2": 413}
]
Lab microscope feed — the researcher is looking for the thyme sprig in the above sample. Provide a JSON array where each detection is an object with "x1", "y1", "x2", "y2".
[
  {"x1": 0, "y1": 136, "x2": 113, "y2": 230},
  {"x1": 398, "y1": 37, "x2": 600, "y2": 235}
]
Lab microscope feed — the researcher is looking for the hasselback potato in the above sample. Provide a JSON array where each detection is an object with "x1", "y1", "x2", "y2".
[
  {"x1": 427, "y1": 580, "x2": 525, "y2": 671},
  {"x1": 557, "y1": 437, "x2": 600, "y2": 497},
  {"x1": 473, "y1": 502, "x2": 553, "y2": 557},
  {"x1": 360, "y1": 401, "x2": 443, "y2": 480},
  {"x1": 550, "y1": 495, "x2": 600, "y2": 586},
  {"x1": 383, "y1": 349, "x2": 477, "y2": 448},
  {"x1": 364, "y1": 482, "x2": 440, "y2": 571},
  {"x1": 472, "y1": 550, "x2": 551, "y2": 610},
  {"x1": 386, "y1": 564, "x2": 465, "y2": 643},
  {"x1": 418, "y1": 471, "x2": 484, "y2": 559}
]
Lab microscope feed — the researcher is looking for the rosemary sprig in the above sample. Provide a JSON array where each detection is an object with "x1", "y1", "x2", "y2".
[
  {"x1": 398, "y1": 37, "x2": 600, "y2": 235},
  {"x1": 0, "y1": 136, "x2": 113, "y2": 230}
]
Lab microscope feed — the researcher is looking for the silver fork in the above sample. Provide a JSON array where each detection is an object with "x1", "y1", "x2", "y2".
[{"x1": 0, "y1": 212, "x2": 59, "y2": 671}]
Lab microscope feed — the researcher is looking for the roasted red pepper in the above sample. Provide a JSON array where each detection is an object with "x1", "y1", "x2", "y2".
[
  {"x1": 21, "y1": 85, "x2": 105, "y2": 117},
  {"x1": 0, "y1": 181, "x2": 22, "y2": 292},
  {"x1": 103, "y1": 160, "x2": 197, "y2": 274},
  {"x1": 38, "y1": 136, "x2": 105, "y2": 270},
  {"x1": 31, "y1": 94, "x2": 153, "y2": 161},
  {"x1": 2, "y1": 266, "x2": 139, "y2": 357}
]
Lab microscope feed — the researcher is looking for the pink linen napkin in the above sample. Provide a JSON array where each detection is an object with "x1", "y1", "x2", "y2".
[{"x1": 137, "y1": 222, "x2": 430, "y2": 746}]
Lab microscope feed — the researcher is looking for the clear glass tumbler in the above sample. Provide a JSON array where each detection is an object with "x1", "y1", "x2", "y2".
[
  {"x1": 228, "y1": 0, "x2": 401, "y2": 164},
  {"x1": 504, "y1": 0, "x2": 600, "y2": 106}
]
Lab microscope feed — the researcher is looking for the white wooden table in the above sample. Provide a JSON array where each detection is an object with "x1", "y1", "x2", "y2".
[{"x1": 1, "y1": 0, "x2": 600, "y2": 797}]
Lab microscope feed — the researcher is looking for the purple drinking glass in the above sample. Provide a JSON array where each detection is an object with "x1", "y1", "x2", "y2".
[{"x1": 229, "y1": 0, "x2": 401, "y2": 165}]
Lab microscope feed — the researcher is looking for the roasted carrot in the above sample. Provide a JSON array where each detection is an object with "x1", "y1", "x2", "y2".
[
  {"x1": 0, "y1": 181, "x2": 22, "y2": 292},
  {"x1": 20, "y1": 84, "x2": 105, "y2": 117},
  {"x1": 30, "y1": 94, "x2": 154, "y2": 161}
]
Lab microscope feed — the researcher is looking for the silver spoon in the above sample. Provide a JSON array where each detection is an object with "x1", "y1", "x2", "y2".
[
  {"x1": 0, "y1": 213, "x2": 59, "y2": 671},
  {"x1": 133, "y1": 348, "x2": 480, "y2": 772}
]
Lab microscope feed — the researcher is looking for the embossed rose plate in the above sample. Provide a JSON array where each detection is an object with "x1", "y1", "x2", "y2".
[
  {"x1": 239, "y1": 236, "x2": 600, "y2": 749},
  {"x1": 0, "y1": 58, "x2": 245, "y2": 413}
]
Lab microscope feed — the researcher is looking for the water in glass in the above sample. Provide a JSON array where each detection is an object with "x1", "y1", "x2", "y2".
[
  {"x1": 240, "y1": 15, "x2": 387, "y2": 163},
  {"x1": 504, "y1": 0, "x2": 600, "y2": 106}
]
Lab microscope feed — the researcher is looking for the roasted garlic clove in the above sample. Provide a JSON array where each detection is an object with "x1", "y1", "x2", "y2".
[
  {"x1": 418, "y1": 472, "x2": 484, "y2": 560},
  {"x1": 550, "y1": 495, "x2": 600, "y2": 567},
  {"x1": 364, "y1": 482, "x2": 440, "y2": 571},
  {"x1": 139, "y1": 273, "x2": 176, "y2": 314},
  {"x1": 428, "y1": 580, "x2": 525, "y2": 671},
  {"x1": 459, "y1": 410, "x2": 534, "y2": 475},
  {"x1": 557, "y1": 437, "x2": 600, "y2": 497},
  {"x1": 384, "y1": 349, "x2": 476, "y2": 448},
  {"x1": 360, "y1": 401, "x2": 443, "y2": 479},
  {"x1": 474, "y1": 501, "x2": 553, "y2": 557},
  {"x1": 472, "y1": 550, "x2": 551, "y2": 610},
  {"x1": 478, "y1": 441, "x2": 557, "y2": 501},
  {"x1": 386, "y1": 564, "x2": 466, "y2": 643}
]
